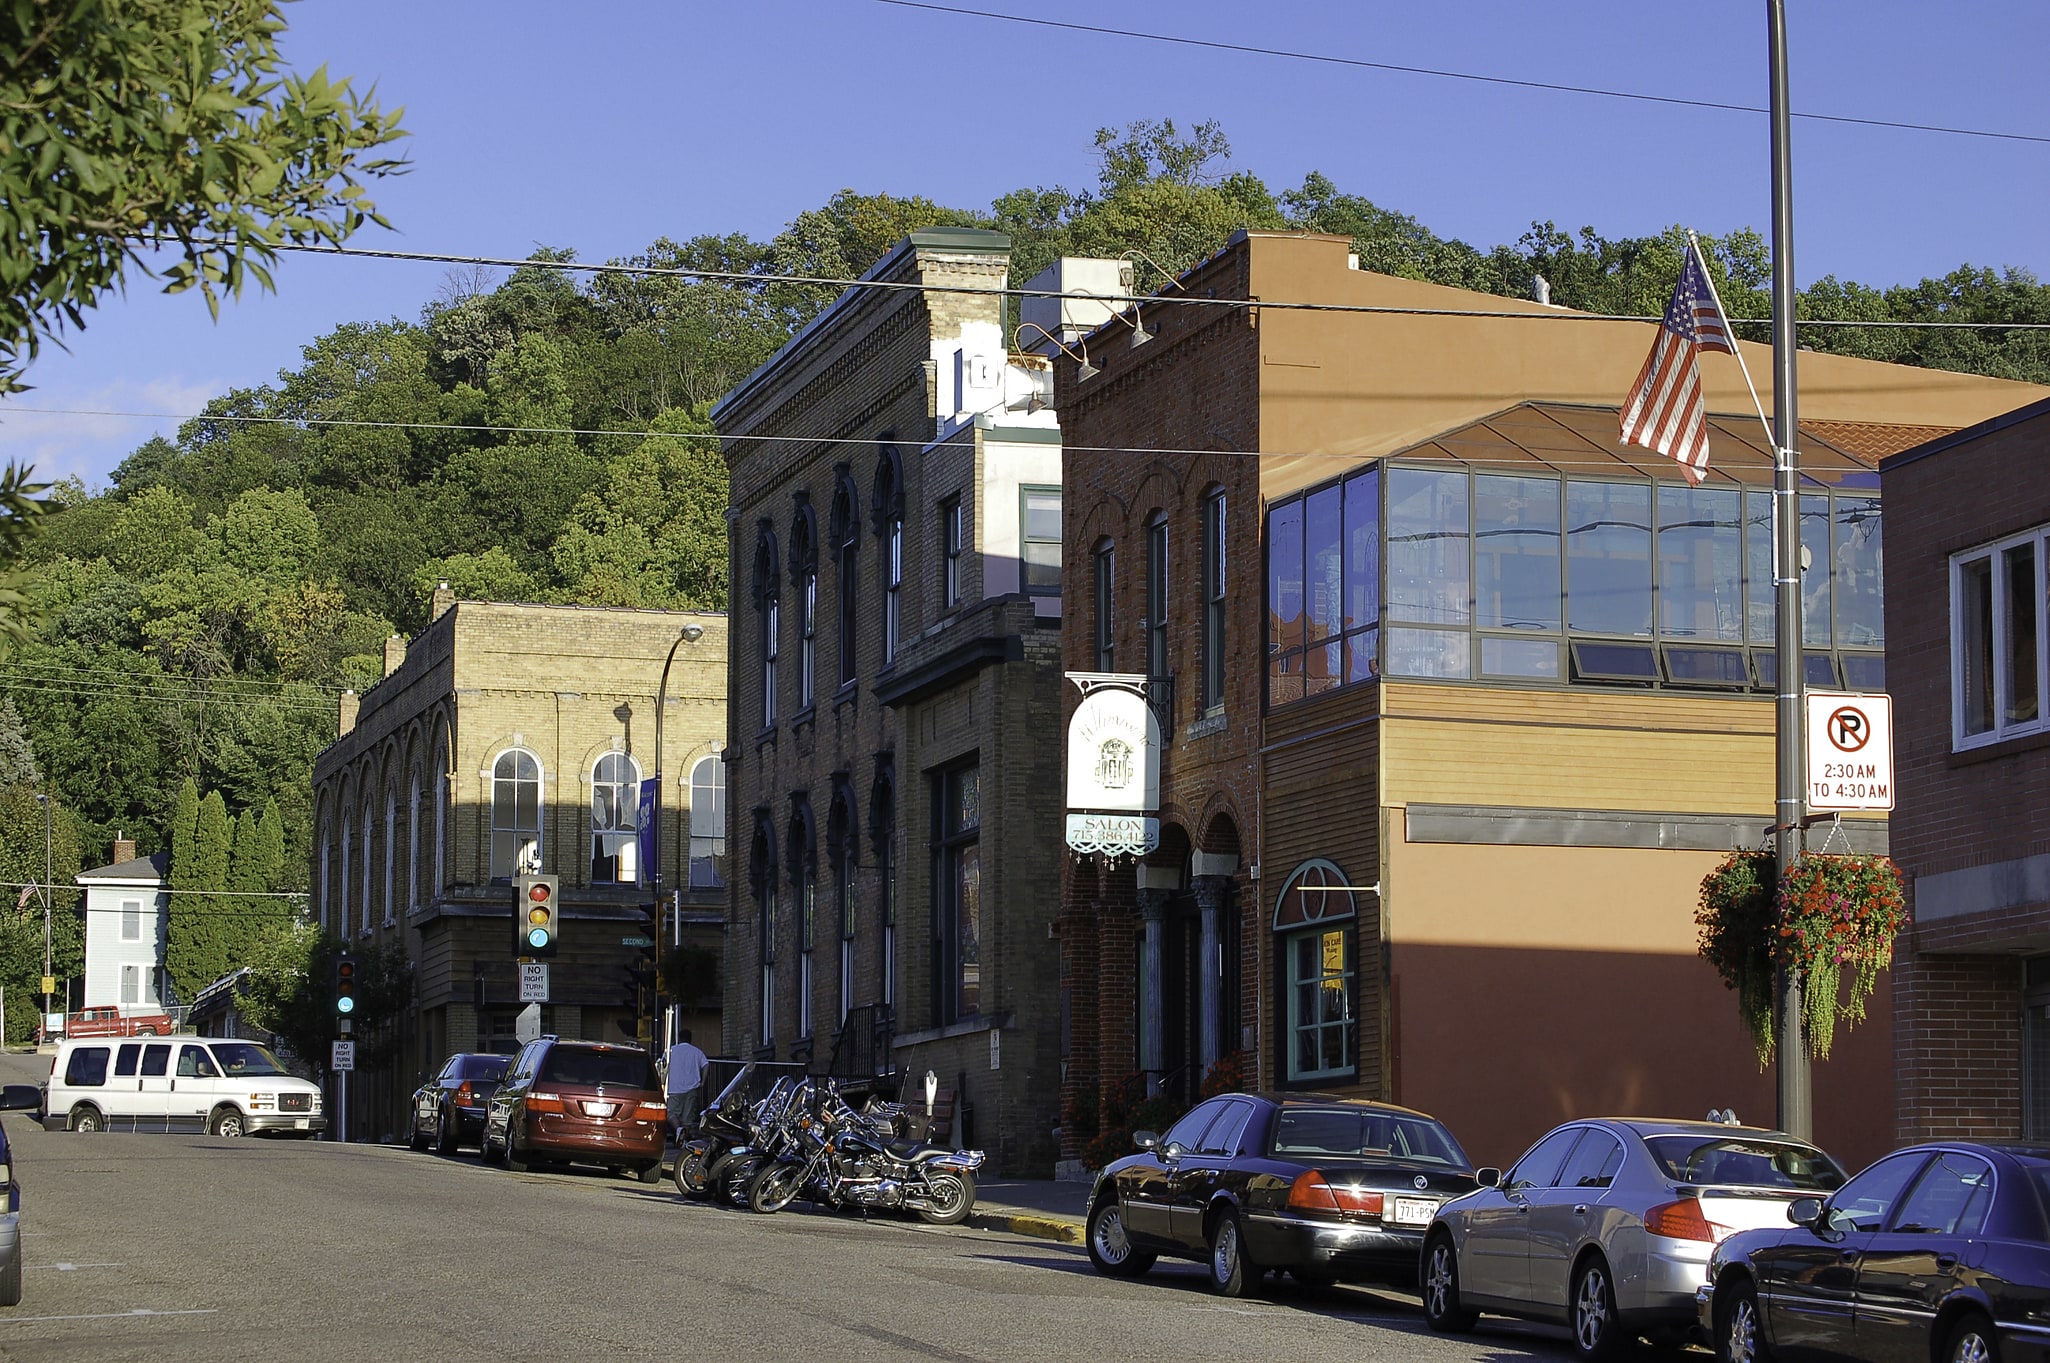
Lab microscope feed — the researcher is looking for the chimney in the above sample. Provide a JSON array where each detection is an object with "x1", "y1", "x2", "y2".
[
  {"x1": 113, "y1": 833, "x2": 135, "y2": 864},
  {"x1": 339, "y1": 689, "x2": 360, "y2": 735},
  {"x1": 384, "y1": 634, "x2": 407, "y2": 677},
  {"x1": 431, "y1": 580, "x2": 456, "y2": 622}
]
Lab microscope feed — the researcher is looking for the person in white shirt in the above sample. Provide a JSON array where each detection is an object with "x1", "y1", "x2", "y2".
[{"x1": 663, "y1": 1030, "x2": 709, "y2": 1139}]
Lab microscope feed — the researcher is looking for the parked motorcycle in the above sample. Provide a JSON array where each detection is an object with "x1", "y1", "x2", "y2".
[
  {"x1": 745, "y1": 1078, "x2": 982, "y2": 1224},
  {"x1": 674, "y1": 1063, "x2": 777, "y2": 1203}
]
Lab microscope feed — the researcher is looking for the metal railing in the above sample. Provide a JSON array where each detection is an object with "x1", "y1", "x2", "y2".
[
  {"x1": 823, "y1": 1003, "x2": 895, "y2": 1080},
  {"x1": 1148, "y1": 672, "x2": 1175, "y2": 743}
]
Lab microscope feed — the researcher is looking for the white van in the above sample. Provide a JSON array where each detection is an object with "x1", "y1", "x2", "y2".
[{"x1": 44, "y1": 1037, "x2": 325, "y2": 1138}]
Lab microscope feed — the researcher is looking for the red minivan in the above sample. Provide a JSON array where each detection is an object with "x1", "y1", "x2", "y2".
[{"x1": 479, "y1": 1038, "x2": 665, "y2": 1182}]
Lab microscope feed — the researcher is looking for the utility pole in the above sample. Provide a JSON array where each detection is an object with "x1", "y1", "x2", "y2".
[
  {"x1": 1767, "y1": 0, "x2": 1811, "y2": 1141},
  {"x1": 650, "y1": 622, "x2": 703, "y2": 1054},
  {"x1": 37, "y1": 793, "x2": 51, "y2": 1038}
]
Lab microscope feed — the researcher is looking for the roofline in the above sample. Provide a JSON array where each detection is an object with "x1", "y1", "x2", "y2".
[
  {"x1": 1880, "y1": 392, "x2": 2050, "y2": 473},
  {"x1": 712, "y1": 227, "x2": 1012, "y2": 429}
]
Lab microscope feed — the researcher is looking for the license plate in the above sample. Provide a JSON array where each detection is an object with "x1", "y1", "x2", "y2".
[
  {"x1": 294, "y1": 1119, "x2": 310, "y2": 1130},
  {"x1": 582, "y1": 1102, "x2": 616, "y2": 1117},
  {"x1": 1390, "y1": 1197, "x2": 1436, "y2": 1226}
]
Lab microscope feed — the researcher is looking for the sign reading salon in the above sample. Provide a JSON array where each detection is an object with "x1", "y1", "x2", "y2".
[{"x1": 1065, "y1": 675, "x2": 1161, "y2": 857}]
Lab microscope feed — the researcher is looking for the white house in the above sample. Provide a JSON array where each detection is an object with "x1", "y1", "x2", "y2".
[{"x1": 77, "y1": 841, "x2": 170, "y2": 1011}]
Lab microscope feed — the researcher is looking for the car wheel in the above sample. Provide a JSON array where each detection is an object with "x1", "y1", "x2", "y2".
[
  {"x1": 436, "y1": 1106, "x2": 459, "y2": 1156},
  {"x1": 634, "y1": 1161, "x2": 663, "y2": 1185},
  {"x1": 505, "y1": 1120, "x2": 531, "y2": 1173},
  {"x1": 1207, "y1": 1208, "x2": 1257, "y2": 1297},
  {"x1": 914, "y1": 1171, "x2": 975, "y2": 1225},
  {"x1": 1571, "y1": 1254, "x2": 1622, "y2": 1362},
  {"x1": 0, "y1": 1245, "x2": 19, "y2": 1307},
  {"x1": 1719, "y1": 1278, "x2": 1772, "y2": 1363},
  {"x1": 479, "y1": 1123, "x2": 504, "y2": 1165},
  {"x1": 1423, "y1": 1233, "x2": 1479, "y2": 1333},
  {"x1": 1944, "y1": 1313, "x2": 2000, "y2": 1363},
  {"x1": 407, "y1": 1112, "x2": 429, "y2": 1151},
  {"x1": 68, "y1": 1104, "x2": 103, "y2": 1134},
  {"x1": 1085, "y1": 1196, "x2": 1155, "y2": 1277},
  {"x1": 210, "y1": 1107, "x2": 247, "y2": 1138}
]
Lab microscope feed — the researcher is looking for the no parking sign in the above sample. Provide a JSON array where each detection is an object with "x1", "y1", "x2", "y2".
[{"x1": 1806, "y1": 693, "x2": 1894, "y2": 812}]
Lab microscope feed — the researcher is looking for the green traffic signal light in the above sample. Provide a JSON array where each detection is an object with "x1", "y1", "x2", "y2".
[{"x1": 334, "y1": 954, "x2": 357, "y2": 1016}]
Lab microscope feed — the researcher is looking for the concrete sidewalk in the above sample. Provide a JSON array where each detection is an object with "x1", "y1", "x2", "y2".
[{"x1": 968, "y1": 1178, "x2": 1089, "y2": 1245}]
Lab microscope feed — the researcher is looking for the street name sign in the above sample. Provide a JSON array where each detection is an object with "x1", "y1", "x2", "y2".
[
  {"x1": 1806, "y1": 692, "x2": 1894, "y2": 812},
  {"x1": 518, "y1": 962, "x2": 550, "y2": 1003},
  {"x1": 331, "y1": 1041, "x2": 355, "y2": 1071}
]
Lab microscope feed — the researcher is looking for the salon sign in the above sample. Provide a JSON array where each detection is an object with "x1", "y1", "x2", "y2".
[{"x1": 1065, "y1": 674, "x2": 1161, "y2": 858}]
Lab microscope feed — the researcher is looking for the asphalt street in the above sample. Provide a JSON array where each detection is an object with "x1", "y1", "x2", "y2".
[{"x1": 0, "y1": 1051, "x2": 1697, "y2": 1363}]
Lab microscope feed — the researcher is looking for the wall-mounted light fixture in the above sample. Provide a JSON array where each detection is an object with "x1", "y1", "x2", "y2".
[{"x1": 1015, "y1": 322, "x2": 1098, "y2": 383}]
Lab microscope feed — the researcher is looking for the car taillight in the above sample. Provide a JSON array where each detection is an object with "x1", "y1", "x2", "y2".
[
  {"x1": 1644, "y1": 1197, "x2": 1733, "y2": 1242},
  {"x1": 526, "y1": 1092, "x2": 565, "y2": 1115},
  {"x1": 1287, "y1": 1170, "x2": 1385, "y2": 1218},
  {"x1": 637, "y1": 1102, "x2": 666, "y2": 1119},
  {"x1": 452, "y1": 1082, "x2": 473, "y2": 1106}
]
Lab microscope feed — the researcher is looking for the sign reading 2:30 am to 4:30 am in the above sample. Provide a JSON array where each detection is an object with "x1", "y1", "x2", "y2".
[{"x1": 1805, "y1": 692, "x2": 1894, "y2": 812}]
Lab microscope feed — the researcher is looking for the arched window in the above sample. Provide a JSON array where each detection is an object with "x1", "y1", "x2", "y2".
[
  {"x1": 869, "y1": 756, "x2": 896, "y2": 1010},
  {"x1": 1272, "y1": 858, "x2": 1357, "y2": 1083},
  {"x1": 491, "y1": 749, "x2": 543, "y2": 879},
  {"x1": 1201, "y1": 485, "x2": 1228, "y2": 711},
  {"x1": 750, "y1": 813, "x2": 778, "y2": 1048},
  {"x1": 337, "y1": 801, "x2": 352, "y2": 932},
  {"x1": 828, "y1": 777, "x2": 859, "y2": 1024},
  {"x1": 790, "y1": 797, "x2": 817, "y2": 1041},
  {"x1": 754, "y1": 523, "x2": 780, "y2": 728},
  {"x1": 791, "y1": 493, "x2": 818, "y2": 711},
  {"x1": 590, "y1": 750, "x2": 642, "y2": 884},
  {"x1": 382, "y1": 778, "x2": 398, "y2": 927},
  {"x1": 1094, "y1": 538, "x2": 1116, "y2": 671},
  {"x1": 872, "y1": 445, "x2": 905, "y2": 666},
  {"x1": 831, "y1": 467, "x2": 860, "y2": 686},
  {"x1": 318, "y1": 809, "x2": 334, "y2": 930},
  {"x1": 407, "y1": 764, "x2": 422, "y2": 913},
  {"x1": 358, "y1": 795, "x2": 374, "y2": 936},
  {"x1": 688, "y1": 755, "x2": 726, "y2": 889},
  {"x1": 432, "y1": 736, "x2": 448, "y2": 898}
]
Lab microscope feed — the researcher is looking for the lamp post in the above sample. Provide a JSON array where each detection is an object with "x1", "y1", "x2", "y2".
[
  {"x1": 35, "y1": 793, "x2": 50, "y2": 1036},
  {"x1": 651, "y1": 622, "x2": 705, "y2": 1053}
]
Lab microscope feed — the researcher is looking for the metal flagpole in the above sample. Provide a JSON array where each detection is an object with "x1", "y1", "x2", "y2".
[
  {"x1": 1686, "y1": 230, "x2": 1774, "y2": 448},
  {"x1": 1767, "y1": 0, "x2": 1812, "y2": 1141}
]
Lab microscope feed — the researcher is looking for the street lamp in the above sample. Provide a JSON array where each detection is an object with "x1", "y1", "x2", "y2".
[{"x1": 650, "y1": 622, "x2": 705, "y2": 1049}]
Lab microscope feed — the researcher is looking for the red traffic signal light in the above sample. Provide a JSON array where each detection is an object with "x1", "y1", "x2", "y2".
[{"x1": 515, "y1": 876, "x2": 559, "y2": 957}]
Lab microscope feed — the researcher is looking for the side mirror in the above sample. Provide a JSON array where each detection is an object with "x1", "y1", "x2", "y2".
[
  {"x1": 1132, "y1": 1130, "x2": 1160, "y2": 1151},
  {"x1": 1787, "y1": 1196, "x2": 1823, "y2": 1229},
  {"x1": 0, "y1": 1084, "x2": 39, "y2": 1113},
  {"x1": 1475, "y1": 1167, "x2": 1503, "y2": 1189}
]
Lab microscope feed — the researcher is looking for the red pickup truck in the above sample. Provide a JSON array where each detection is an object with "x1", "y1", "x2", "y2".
[{"x1": 64, "y1": 1006, "x2": 175, "y2": 1038}]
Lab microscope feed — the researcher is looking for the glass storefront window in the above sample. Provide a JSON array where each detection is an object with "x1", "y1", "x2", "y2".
[
  {"x1": 1746, "y1": 489, "x2": 1775, "y2": 646},
  {"x1": 1268, "y1": 499, "x2": 1304, "y2": 659},
  {"x1": 1567, "y1": 480, "x2": 1654, "y2": 637},
  {"x1": 1475, "y1": 474, "x2": 1561, "y2": 631},
  {"x1": 1658, "y1": 484, "x2": 1743, "y2": 640},
  {"x1": 1344, "y1": 470, "x2": 1380, "y2": 633},
  {"x1": 1387, "y1": 469, "x2": 1470, "y2": 626},
  {"x1": 1835, "y1": 496, "x2": 1884, "y2": 649},
  {"x1": 1802, "y1": 494, "x2": 1833, "y2": 647},
  {"x1": 1386, "y1": 626, "x2": 1470, "y2": 679},
  {"x1": 1287, "y1": 927, "x2": 1353, "y2": 1082}
]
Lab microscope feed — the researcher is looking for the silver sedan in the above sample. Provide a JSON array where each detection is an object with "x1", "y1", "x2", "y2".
[{"x1": 1420, "y1": 1118, "x2": 1846, "y2": 1360}]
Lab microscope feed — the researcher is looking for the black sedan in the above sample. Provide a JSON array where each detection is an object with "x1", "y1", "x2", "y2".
[
  {"x1": 407, "y1": 1052, "x2": 511, "y2": 1154},
  {"x1": 1703, "y1": 1141, "x2": 2050, "y2": 1363},
  {"x1": 1086, "y1": 1092, "x2": 1477, "y2": 1296}
]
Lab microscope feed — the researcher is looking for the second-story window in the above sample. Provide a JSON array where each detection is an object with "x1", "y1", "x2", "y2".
[
  {"x1": 941, "y1": 495, "x2": 963, "y2": 608},
  {"x1": 688, "y1": 754, "x2": 727, "y2": 890},
  {"x1": 590, "y1": 751, "x2": 641, "y2": 884},
  {"x1": 1094, "y1": 540, "x2": 1116, "y2": 671},
  {"x1": 490, "y1": 749, "x2": 542, "y2": 880},
  {"x1": 873, "y1": 445, "x2": 906, "y2": 667},
  {"x1": 1022, "y1": 486, "x2": 1062, "y2": 594},
  {"x1": 1146, "y1": 516, "x2": 1169, "y2": 678},
  {"x1": 1201, "y1": 487, "x2": 1227, "y2": 711}
]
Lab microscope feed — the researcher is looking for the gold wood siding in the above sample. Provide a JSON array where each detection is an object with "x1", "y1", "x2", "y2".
[
  {"x1": 1264, "y1": 709, "x2": 1384, "y2": 1097},
  {"x1": 1382, "y1": 682, "x2": 1776, "y2": 815}
]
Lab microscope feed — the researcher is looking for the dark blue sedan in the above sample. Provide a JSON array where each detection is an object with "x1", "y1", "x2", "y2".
[
  {"x1": 1085, "y1": 1092, "x2": 1477, "y2": 1297},
  {"x1": 1702, "y1": 1142, "x2": 2050, "y2": 1363}
]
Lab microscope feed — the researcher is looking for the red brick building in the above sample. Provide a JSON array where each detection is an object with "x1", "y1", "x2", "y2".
[{"x1": 1884, "y1": 395, "x2": 2050, "y2": 1143}]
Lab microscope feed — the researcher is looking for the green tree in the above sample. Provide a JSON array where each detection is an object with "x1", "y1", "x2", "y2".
[
  {"x1": 228, "y1": 807, "x2": 263, "y2": 894},
  {"x1": 167, "y1": 788, "x2": 232, "y2": 1000},
  {"x1": 0, "y1": 787, "x2": 83, "y2": 1042},
  {"x1": 0, "y1": 0, "x2": 408, "y2": 392},
  {"x1": 0, "y1": 698, "x2": 37, "y2": 789},
  {"x1": 255, "y1": 798, "x2": 287, "y2": 891}
]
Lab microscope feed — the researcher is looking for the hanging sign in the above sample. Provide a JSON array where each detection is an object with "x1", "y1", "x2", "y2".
[
  {"x1": 1806, "y1": 692, "x2": 1894, "y2": 812},
  {"x1": 1065, "y1": 674, "x2": 1161, "y2": 858}
]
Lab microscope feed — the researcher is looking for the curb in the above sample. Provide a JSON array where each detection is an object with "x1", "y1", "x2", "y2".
[{"x1": 968, "y1": 1205, "x2": 1084, "y2": 1245}]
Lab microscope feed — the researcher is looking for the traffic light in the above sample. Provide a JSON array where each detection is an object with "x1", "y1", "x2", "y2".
[
  {"x1": 333, "y1": 952, "x2": 357, "y2": 1017},
  {"x1": 515, "y1": 875, "x2": 560, "y2": 957}
]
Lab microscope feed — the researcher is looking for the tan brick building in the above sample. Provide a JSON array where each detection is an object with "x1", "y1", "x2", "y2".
[
  {"x1": 1882, "y1": 396, "x2": 2050, "y2": 1144},
  {"x1": 1053, "y1": 230, "x2": 2042, "y2": 1169},
  {"x1": 713, "y1": 227, "x2": 1072, "y2": 1175},
  {"x1": 309, "y1": 592, "x2": 727, "y2": 1142}
]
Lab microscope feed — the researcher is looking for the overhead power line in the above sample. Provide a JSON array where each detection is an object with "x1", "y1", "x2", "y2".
[
  {"x1": 874, "y1": 0, "x2": 2050, "y2": 148},
  {"x1": 217, "y1": 238, "x2": 2050, "y2": 332}
]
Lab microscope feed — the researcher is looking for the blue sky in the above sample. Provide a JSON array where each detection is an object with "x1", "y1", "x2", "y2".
[{"x1": 5, "y1": 0, "x2": 2046, "y2": 489}]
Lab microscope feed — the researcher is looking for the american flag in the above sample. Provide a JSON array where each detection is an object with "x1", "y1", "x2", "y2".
[{"x1": 1618, "y1": 244, "x2": 1737, "y2": 484}]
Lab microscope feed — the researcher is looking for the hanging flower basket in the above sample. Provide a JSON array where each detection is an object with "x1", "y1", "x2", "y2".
[{"x1": 1696, "y1": 850, "x2": 1907, "y2": 1064}]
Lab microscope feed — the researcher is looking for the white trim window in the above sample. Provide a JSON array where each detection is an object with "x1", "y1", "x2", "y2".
[
  {"x1": 491, "y1": 749, "x2": 544, "y2": 879},
  {"x1": 688, "y1": 756, "x2": 727, "y2": 890},
  {"x1": 590, "y1": 751, "x2": 642, "y2": 884},
  {"x1": 120, "y1": 899, "x2": 143, "y2": 942},
  {"x1": 1953, "y1": 525, "x2": 2050, "y2": 750},
  {"x1": 121, "y1": 964, "x2": 141, "y2": 1005}
]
